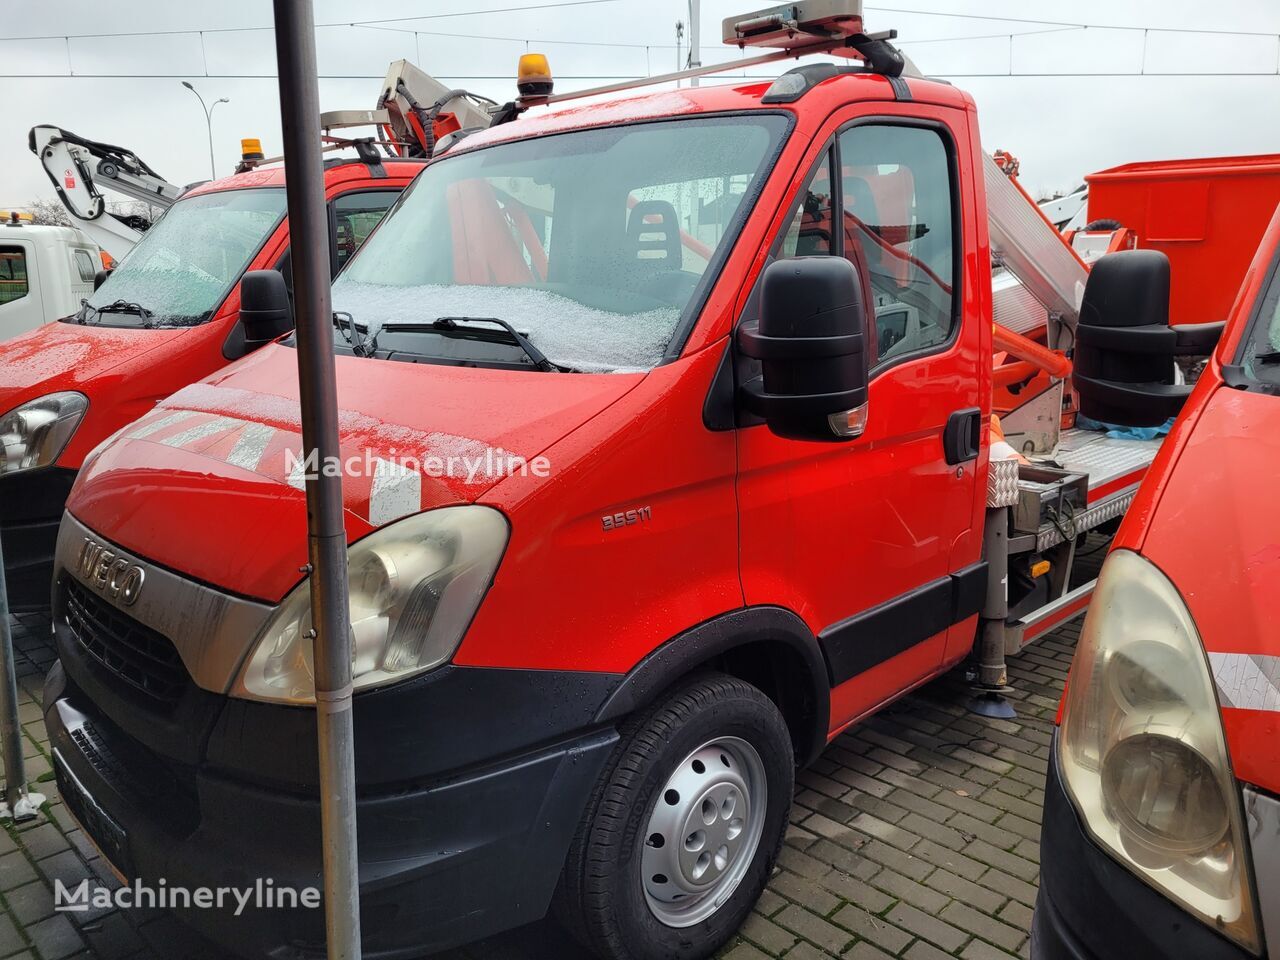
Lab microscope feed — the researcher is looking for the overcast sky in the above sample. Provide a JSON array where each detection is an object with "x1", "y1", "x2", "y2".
[{"x1": 2, "y1": 0, "x2": 1278, "y2": 208}]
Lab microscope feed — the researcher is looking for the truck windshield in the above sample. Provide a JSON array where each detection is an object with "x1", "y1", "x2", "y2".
[
  {"x1": 334, "y1": 115, "x2": 787, "y2": 371},
  {"x1": 77, "y1": 188, "x2": 286, "y2": 328}
]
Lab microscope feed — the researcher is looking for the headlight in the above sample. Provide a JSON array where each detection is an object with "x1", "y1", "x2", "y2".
[
  {"x1": 0, "y1": 392, "x2": 88, "y2": 475},
  {"x1": 234, "y1": 505, "x2": 508, "y2": 704},
  {"x1": 1060, "y1": 549, "x2": 1260, "y2": 954}
]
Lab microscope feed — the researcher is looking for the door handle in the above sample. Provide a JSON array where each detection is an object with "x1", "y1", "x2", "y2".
[{"x1": 943, "y1": 407, "x2": 982, "y2": 465}]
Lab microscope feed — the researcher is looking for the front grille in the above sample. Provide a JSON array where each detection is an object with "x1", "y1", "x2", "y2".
[{"x1": 64, "y1": 578, "x2": 188, "y2": 706}]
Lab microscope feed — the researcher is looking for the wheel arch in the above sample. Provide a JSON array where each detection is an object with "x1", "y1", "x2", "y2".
[{"x1": 594, "y1": 606, "x2": 831, "y2": 767}]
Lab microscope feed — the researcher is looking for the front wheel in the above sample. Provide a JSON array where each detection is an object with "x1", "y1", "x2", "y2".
[{"x1": 555, "y1": 674, "x2": 794, "y2": 960}]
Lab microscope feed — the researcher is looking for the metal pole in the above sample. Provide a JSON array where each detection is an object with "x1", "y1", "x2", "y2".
[
  {"x1": 688, "y1": 0, "x2": 701, "y2": 88},
  {"x1": 208, "y1": 98, "x2": 229, "y2": 180},
  {"x1": 0, "y1": 529, "x2": 28, "y2": 815},
  {"x1": 269, "y1": 3, "x2": 362, "y2": 959},
  {"x1": 968, "y1": 506, "x2": 1017, "y2": 719},
  {"x1": 204, "y1": 111, "x2": 216, "y2": 182},
  {"x1": 181, "y1": 82, "x2": 216, "y2": 180},
  {"x1": 675, "y1": 21, "x2": 684, "y2": 83}
]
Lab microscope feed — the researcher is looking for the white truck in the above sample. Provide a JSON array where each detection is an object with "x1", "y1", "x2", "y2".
[{"x1": 0, "y1": 216, "x2": 100, "y2": 339}]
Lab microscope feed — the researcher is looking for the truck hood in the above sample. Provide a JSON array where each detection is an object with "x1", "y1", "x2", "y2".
[
  {"x1": 68, "y1": 344, "x2": 642, "y2": 603},
  {"x1": 1140, "y1": 385, "x2": 1280, "y2": 794},
  {"x1": 0, "y1": 321, "x2": 186, "y2": 410}
]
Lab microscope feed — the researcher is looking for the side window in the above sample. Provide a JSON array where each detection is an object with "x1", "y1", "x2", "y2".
[
  {"x1": 837, "y1": 125, "x2": 958, "y2": 364},
  {"x1": 73, "y1": 249, "x2": 97, "y2": 283},
  {"x1": 332, "y1": 191, "x2": 398, "y2": 273},
  {"x1": 0, "y1": 247, "x2": 28, "y2": 305}
]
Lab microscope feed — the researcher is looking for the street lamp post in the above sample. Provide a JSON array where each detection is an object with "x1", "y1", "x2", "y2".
[
  {"x1": 269, "y1": 1, "x2": 363, "y2": 956},
  {"x1": 181, "y1": 81, "x2": 229, "y2": 180}
]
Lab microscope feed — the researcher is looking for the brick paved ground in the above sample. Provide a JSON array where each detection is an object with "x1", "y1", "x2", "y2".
[{"x1": 0, "y1": 560, "x2": 1092, "y2": 960}]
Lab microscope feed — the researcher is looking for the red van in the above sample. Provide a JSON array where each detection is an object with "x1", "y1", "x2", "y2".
[
  {"x1": 0, "y1": 157, "x2": 420, "y2": 612},
  {"x1": 1035, "y1": 205, "x2": 1280, "y2": 959}
]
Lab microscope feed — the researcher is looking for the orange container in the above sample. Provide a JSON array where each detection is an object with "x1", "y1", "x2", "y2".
[{"x1": 1085, "y1": 154, "x2": 1280, "y2": 327}]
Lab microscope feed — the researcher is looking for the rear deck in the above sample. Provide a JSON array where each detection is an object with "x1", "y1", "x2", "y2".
[{"x1": 1007, "y1": 426, "x2": 1162, "y2": 651}]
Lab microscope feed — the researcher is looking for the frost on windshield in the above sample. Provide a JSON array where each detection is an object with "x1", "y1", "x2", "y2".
[
  {"x1": 335, "y1": 115, "x2": 787, "y2": 374},
  {"x1": 332, "y1": 280, "x2": 679, "y2": 372},
  {"x1": 87, "y1": 188, "x2": 286, "y2": 325}
]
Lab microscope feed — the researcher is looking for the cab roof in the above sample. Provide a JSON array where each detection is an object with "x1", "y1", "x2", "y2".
[
  {"x1": 459, "y1": 68, "x2": 971, "y2": 154},
  {"x1": 183, "y1": 155, "x2": 427, "y2": 199}
]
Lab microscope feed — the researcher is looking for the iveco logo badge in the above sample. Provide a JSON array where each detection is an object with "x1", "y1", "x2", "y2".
[{"x1": 77, "y1": 538, "x2": 145, "y2": 606}]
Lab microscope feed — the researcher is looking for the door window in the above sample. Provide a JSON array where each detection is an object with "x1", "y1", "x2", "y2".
[
  {"x1": 73, "y1": 248, "x2": 97, "y2": 283},
  {"x1": 333, "y1": 191, "x2": 398, "y2": 273},
  {"x1": 837, "y1": 124, "x2": 958, "y2": 365},
  {"x1": 0, "y1": 247, "x2": 28, "y2": 305}
]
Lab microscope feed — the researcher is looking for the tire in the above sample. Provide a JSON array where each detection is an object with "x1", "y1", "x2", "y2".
[
  {"x1": 555, "y1": 674, "x2": 794, "y2": 960},
  {"x1": 1084, "y1": 218, "x2": 1123, "y2": 232}
]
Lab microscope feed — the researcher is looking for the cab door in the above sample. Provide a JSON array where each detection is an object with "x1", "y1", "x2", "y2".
[
  {"x1": 0, "y1": 238, "x2": 45, "y2": 337},
  {"x1": 736, "y1": 105, "x2": 987, "y2": 734}
]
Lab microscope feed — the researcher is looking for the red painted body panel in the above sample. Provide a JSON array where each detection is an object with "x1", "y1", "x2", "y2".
[
  {"x1": 0, "y1": 163, "x2": 422, "y2": 471},
  {"x1": 460, "y1": 341, "x2": 742, "y2": 672},
  {"x1": 1139, "y1": 386, "x2": 1280, "y2": 794},
  {"x1": 1086, "y1": 154, "x2": 1280, "y2": 327},
  {"x1": 69, "y1": 343, "x2": 641, "y2": 602},
  {"x1": 1109, "y1": 206, "x2": 1280, "y2": 793},
  {"x1": 734, "y1": 96, "x2": 991, "y2": 733}
]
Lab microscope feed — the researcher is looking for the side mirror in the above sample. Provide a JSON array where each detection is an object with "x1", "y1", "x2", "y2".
[
  {"x1": 92, "y1": 268, "x2": 112, "y2": 292},
  {"x1": 737, "y1": 256, "x2": 870, "y2": 441},
  {"x1": 239, "y1": 270, "x2": 293, "y2": 351}
]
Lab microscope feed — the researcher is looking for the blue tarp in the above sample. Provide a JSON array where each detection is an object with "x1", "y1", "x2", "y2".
[{"x1": 1075, "y1": 414, "x2": 1175, "y2": 441}]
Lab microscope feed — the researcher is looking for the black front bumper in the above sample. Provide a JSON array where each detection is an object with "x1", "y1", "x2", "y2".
[
  {"x1": 44, "y1": 660, "x2": 619, "y2": 959},
  {"x1": 1, "y1": 468, "x2": 77, "y2": 612},
  {"x1": 1034, "y1": 734, "x2": 1254, "y2": 960}
]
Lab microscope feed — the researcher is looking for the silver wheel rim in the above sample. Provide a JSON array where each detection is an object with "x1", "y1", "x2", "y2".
[{"x1": 641, "y1": 737, "x2": 768, "y2": 928}]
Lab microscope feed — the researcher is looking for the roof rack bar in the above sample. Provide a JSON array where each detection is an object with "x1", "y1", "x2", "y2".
[{"x1": 525, "y1": 33, "x2": 862, "y2": 110}]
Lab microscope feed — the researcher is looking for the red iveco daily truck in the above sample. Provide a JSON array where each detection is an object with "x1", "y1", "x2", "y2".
[{"x1": 38, "y1": 4, "x2": 1232, "y2": 959}]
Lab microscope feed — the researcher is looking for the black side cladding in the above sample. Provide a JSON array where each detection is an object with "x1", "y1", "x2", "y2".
[{"x1": 820, "y1": 562, "x2": 988, "y2": 687}]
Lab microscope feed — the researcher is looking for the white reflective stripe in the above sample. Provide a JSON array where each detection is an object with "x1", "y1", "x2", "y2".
[
  {"x1": 286, "y1": 453, "x2": 308, "y2": 491},
  {"x1": 159, "y1": 416, "x2": 239, "y2": 449},
  {"x1": 125, "y1": 410, "x2": 199, "y2": 439},
  {"x1": 368, "y1": 458, "x2": 421, "y2": 526},
  {"x1": 1210, "y1": 652, "x2": 1280, "y2": 713},
  {"x1": 226, "y1": 422, "x2": 276, "y2": 472}
]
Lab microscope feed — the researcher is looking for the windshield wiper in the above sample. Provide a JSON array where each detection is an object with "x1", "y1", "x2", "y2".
[
  {"x1": 333, "y1": 311, "x2": 379, "y2": 358},
  {"x1": 144, "y1": 315, "x2": 205, "y2": 329},
  {"x1": 372, "y1": 316, "x2": 563, "y2": 371},
  {"x1": 1252, "y1": 349, "x2": 1280, "y2": 364},
  {"x1": 86, "y1": 299, "x2": 154, "y2": 324}
]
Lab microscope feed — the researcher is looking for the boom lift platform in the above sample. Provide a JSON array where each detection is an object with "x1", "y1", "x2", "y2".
[{"x1": 29, "y1": 61, "x2": 495, "y2": 262}]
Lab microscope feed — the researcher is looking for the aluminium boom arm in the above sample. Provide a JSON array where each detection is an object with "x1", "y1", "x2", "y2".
[{"x1": 28, "y1": 125, "x2": 184, "y2": 260}]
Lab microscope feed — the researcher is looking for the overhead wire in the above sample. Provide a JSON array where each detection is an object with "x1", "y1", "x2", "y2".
[{"x1": 1, "y1": 3, "x2": 1277, "y2": 81}]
